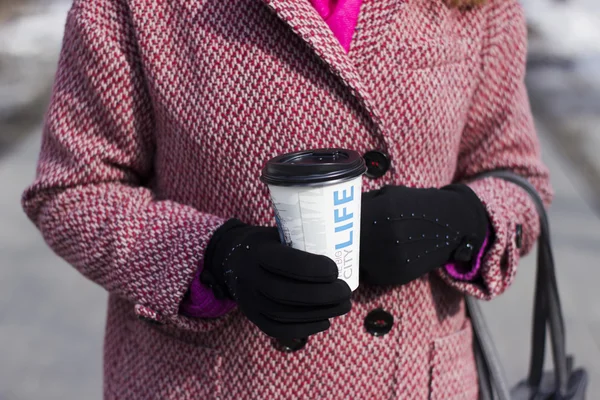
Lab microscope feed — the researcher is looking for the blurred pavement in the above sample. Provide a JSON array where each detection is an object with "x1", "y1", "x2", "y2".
[
  {"x1": 0, "y1": 133, "x2": 106, "y2": 400},
  {"x1": 524, "y1": 0, "x2": 600, "y2": 211},
  {"x1": 1, "y1": 121, "x2": 599, "y2": 398},
  {"x1": 481, "y1": 123, "x2": 600, "y2": 395}
]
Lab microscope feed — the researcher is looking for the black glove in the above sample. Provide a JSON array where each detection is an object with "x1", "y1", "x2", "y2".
[
  {"x1": 360, "y1": 184, "x2": 489, "y2": 285},
  {"x1": 201, "y1": 219, "x2": 352, "y2": 339}
]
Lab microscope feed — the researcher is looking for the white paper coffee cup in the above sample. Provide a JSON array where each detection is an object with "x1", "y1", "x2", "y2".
[{"x1": 261, "y1": 149, "x2": 367, "y2": 291}]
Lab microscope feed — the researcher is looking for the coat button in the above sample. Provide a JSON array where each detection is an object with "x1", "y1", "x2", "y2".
[
  {"x1": 515, "y1": 224, "x2": 523, "y2": 249},
  {"x1": 364, "y1": 308, "x2": 394, "y2": 337},
  {"x1": 273, "y1": 337, "x2": 307, "y2": 353},
  {"x1": 363, "y1": 150, "x2": 390, "y2": 179}
]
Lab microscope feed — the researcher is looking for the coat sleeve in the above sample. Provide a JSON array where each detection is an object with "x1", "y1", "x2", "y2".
[
  {"x1": 437, "y1": 0, "x2": 553, "y2": 300},
  {"x1": 21, "y1": 1, "x2": 229, "y2": 329}
]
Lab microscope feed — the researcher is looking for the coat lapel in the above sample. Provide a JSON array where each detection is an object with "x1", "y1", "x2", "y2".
[{"x1": 260, "y1": 0, "x2": 385, "y2": 132}]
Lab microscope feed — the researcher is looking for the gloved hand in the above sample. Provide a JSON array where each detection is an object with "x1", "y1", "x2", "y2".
[
  {"x1": 360, "y1": 184, "x2": 489, "y2": 285},
  {"x1": 201, "y1": 219, "x2": 352, "y2": 339}
]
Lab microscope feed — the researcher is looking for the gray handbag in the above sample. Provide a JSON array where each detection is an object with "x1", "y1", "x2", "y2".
[{"x1": 466, "y1": 170, "x2": 588, "y2": 400}]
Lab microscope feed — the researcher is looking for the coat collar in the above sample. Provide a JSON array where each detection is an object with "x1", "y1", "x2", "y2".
[{"x1": 260, "y1": 0, "x2": 385, "y2": 132}]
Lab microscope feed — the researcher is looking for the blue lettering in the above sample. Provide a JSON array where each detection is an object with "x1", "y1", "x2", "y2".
[
  {"x1": 333, "y1": 187, "x2": 354, "y2": 206},
  {"x1": 334, "y1": 207, "x2": 353, "y2": 223},
  {"x1": 335, "y1": 222, "x2": 353, "y2": 233},
  {"x1": 335, "y1": 231, "x2": 353, "y2": 250}
]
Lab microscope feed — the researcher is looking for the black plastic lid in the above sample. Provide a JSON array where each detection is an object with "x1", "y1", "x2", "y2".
[{"x1": 261, "y1": 149, "x2": 367, "y2": 186}]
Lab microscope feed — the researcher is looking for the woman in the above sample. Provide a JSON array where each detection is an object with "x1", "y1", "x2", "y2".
[{"x1": 22, "y1": 0, "x2": 552, "y2": 398}]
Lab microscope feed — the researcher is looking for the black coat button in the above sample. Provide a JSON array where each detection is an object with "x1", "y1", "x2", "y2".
[
  {"x1": 273, "y1": 337, "x2": 307, "y2": 353},
  {"x1": 516, "y1": 224, "x2": 523, "y2": 249},
  {"x1": 364, "y1": 308, "x2": 394, "y2": 336},
  {"x1": 363, "y1": 151, "x2": 390, "y2": 179}
]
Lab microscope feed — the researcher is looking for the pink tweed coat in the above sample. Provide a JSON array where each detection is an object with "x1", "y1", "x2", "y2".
[{"x1": 22, "y1": 0, "x2": 552, "y2": 398}]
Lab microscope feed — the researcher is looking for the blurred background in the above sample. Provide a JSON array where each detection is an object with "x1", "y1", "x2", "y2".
[{"x1": 1, "y1": 0, "x2": 600, "y2": 399}]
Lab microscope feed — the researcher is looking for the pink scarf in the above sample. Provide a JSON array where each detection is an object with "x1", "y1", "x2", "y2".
[{"x1": 310, "y1": 0, "x2": 363, "y2": 52}]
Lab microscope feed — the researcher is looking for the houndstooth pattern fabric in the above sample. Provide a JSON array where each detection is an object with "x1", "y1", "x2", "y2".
[{"x1": 22, "y1": 0, "x2": 552, "y2": 398}]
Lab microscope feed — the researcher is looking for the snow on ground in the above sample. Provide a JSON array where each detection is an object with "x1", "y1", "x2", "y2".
[
  {"x1": 0, "y1": 1, "x2": 70, "y2": 116},
  {"x1": 0, "y1": 1, "x2": 70, "y2": 57},
  {"x1": 523, "y1": 0, "x2": 600, "y2": 91},
  {"x1": 524, "y1": 0, "x2": 600, "y2": 57}
]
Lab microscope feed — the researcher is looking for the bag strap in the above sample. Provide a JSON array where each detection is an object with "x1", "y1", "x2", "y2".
[
  {"x1": 468, "y1": 170, "x2": 569, "y2": 397},
  {"x1": 472, "y1": 331, "x2": 495, "y2": 400},
  {"x1": 467, "y1": 296, "x2": 511, "y2": 400}
]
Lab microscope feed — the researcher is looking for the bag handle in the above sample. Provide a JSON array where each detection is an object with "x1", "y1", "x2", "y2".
[
  {"x1": 468, "y1": 170, "x2": 569, "y2": 397},
  {"x1": 467, "y1": 296, "x2": 511, "y2": 400}
]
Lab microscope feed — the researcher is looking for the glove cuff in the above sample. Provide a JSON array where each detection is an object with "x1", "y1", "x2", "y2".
[
  {"x1": 441, "y1": 184, "x2": 490, "y2": 263},
  {"x1": 201, "y1": 218, "x2": 249, "y2": 299}
]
